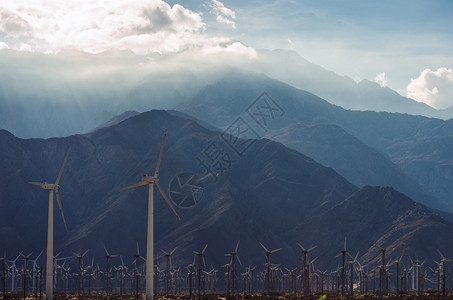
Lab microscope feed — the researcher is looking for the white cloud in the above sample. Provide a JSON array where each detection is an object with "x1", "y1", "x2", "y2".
[
  {"x1": 0, "y1": 41, "x2": 10, "y2": 50},
  {"x1": 374, "y1": 72, "x2": 387, "y2": 87},
  {"x1": 406, "y1": 68, "x2": 453, "y2": 110},
  {"x1": 209, "y1": 0, "x2": 236, "y2": 28},
  {"x1": 0, "y1": 0, "x2": 243, "y2": 54}
]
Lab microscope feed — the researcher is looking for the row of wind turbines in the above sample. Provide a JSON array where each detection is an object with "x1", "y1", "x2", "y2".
[{"x1": 3, "y1": 237, "x2": 453, "y2": 299}]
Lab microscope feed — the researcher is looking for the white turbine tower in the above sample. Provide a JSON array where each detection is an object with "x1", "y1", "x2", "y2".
[
  {"x1": 121, "y1": 130, "x2": 180, "y2": 300},
  {"x1": 29, "y1": 148, "x2": 70, "y2": 300}
]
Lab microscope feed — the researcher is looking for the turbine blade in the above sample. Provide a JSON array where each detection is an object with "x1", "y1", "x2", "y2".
[
  {"x1": 202, "y1": 244, "x2": 208, "y2": 254},
  {"x1": 55, "y1": 148, "x2": 71, "y2": 185},
  {"x1": 344, "y1": 237, "x2": 347, "y2": 251},
  {"x1": 154, "y1": 129, "x2": 167, "y2": 178},
  {"x1": 55, "y1": 190, "x2": 68, "y2": 232},
  {"x1": 120, "y1": 181, "x2": 147, "y2": 191},
  {"x1": 82, "y1": 249, "x2": 89, "y2": 257},
  {"x1": 259, "y1": 242, "x2": 269, "y2": 253},
  {"x1": 36, "y1": 249, "x2": 44, "y2": 260},
  {"x1": 307, "y1": 245, "x2": 317, "y2": 253},
  {"x1": 235, "y1": 240, "x2": 240, "y2": 253},
  {"x1": 271, "y1": 248, "x2": 283, "y2": 254},
  {"x1": 170, "y1": 247, "x2": 177, "y2": 255},
  {"x1": 399, "y1": 249, "x2": 405, "y2": 262},
  {"x1": 237, "y1": 255, "x2": 242, "y2": 266},
  {"x1": 29, "y1": 182, "x2": 44, "y2": 187},
  {"x1": 104, "y1": 246, "x2": 110, "y2": 256},
  {"x1": 297, "y1": 242, "x2": 306, "y2": 252},
  {"x1": 202, "y1": 256, "x2": 206, "y2": 266},
  {"x1": 437, "y1": 249, "x2": 446, "y2": 260},
  {"x1": 155, "y1": 181, "x2": 180, "y2": 220}
]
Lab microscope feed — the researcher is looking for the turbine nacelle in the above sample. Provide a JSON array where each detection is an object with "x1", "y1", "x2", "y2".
[
  {"x1": 142, "y1": 174, "x2": 157, "y2": 184},
  {"x1": 43, "y1": 183, "x2": 57, "y2": 190},
  {"x1": 29, "y1": 181, "x2": 57, "y2": 190}
]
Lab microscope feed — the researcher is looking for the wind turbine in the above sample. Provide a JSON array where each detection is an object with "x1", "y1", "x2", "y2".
[
  {"x1": 193, "y1": 244, "x2": 208, "y2": 299},
  {"x1": 8, "y1": 252, "x2": 22, "y2": 292},
  {"x1": 161, "y1": 247, "x2": 177, "y2": 295},
  {"x1": 334, "y1": 237, "x2": 349, "y2": 296},
  {"x1": 30, "y1": 249, "x2": 44, "y2": 296},
  {"x1": 21, "y1": 251, "x2": 33, "y2": 299},
  {"x1": 259, "y1": 242, "x2": 282, "y2": 296},
  {"x1": 225, "y1": 241, "x2": 241, "y2": 295},
  {"x1": 393, "y1": 251, "x2": 404, "y2": 297},
  {"x1": 121, "y1": 130, "x2": 180, "y2": 300},
  {"x1": 73, "y1": 249, "x2": 89, "y2": 295},
  {"x1": 104, "y1": 246, "x2": 117, "y2": 294},
  {"x1": 29, "y1": 148, "x2": 70, "y2": 299},
  {"x1": 297, "y1": 242, "x2": 316, "y2": 295},
  {"x1": 346, "y1": 251, "x2": 359, "y2": 295},
  {"x1": 133, "y1": 243, "x2": 146, "y2": 299},
  {"x1": 437, "y1": 249, "x2": 453, "y2": 296}
]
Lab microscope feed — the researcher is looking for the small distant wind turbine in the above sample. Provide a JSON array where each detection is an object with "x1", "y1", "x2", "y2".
[
  {"x1": 73, "y1": 249, "x2": 89, "y2": 295},
  {"x1": 193, "y1": 244, "x2": 208, "y2": 299},
  {"x1": 393, "y1": 250, "x2": 404, "y2": 296},
  {"x1": 226, "y1": 241, "x2": 242, "y2": 295},
  {"x1": 103, "y1": 246, "x2": 117, "y2": 294},
  {"x1": 29, "y1": 148, "x2": 70, "y2": 300},
  {"x1": 259, "y1": 242, "x2": 282, "y2": 296},
  {"x1": 334, "y1": 237, "x2": 349, "y2": 296},
  {"x1": 297, "y1": 242, "x2": 317, "y2": 295},
  {"x1": 121, "y1": 130, "x2": 180, "y2": 300},
  {"x1": 437, "y1": 249, "x2": 453, "y2": 296},
  {"x1": 161, "y1": 247, "x2": 177, "y2": 295}
]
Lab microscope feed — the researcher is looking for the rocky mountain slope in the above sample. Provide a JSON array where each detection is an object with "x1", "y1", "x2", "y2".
[{"x1": 1, "y1": 110, "x2": 452, "y2": 271}]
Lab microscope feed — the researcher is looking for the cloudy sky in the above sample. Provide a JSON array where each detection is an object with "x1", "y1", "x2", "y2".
[{"x1": 0, "y1": 0, "x2": 452, "y2": 109}]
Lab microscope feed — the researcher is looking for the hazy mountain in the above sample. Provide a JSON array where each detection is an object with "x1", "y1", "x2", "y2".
[
  {"x1": 176, "y1": 69, "x2": 451, "y2": 211},
  {"x1": 88, "y1": 110, "x2": 140, "y2": 132},
  {"x1": 252, "y1": 49, "x2": 447, "y2": 118},
  {"x1": 1, "y1": 109, "x2": 451, "y2": 271},
  {"x1": 1, "y1": 49, "x2": 450, "y2": 139}
]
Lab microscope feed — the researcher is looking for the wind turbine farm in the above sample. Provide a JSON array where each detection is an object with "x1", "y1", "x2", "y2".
[
  {"x1": 1, "y1": 109, "x2": 453, "y2": 300},
  {"x1": 1, "y1": 2, "x2": 453, "y2": 299}
]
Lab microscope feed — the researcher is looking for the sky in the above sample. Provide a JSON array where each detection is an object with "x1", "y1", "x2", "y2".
[{"x1": 0, "y1": 0, "x2": 452, "y2": 109}]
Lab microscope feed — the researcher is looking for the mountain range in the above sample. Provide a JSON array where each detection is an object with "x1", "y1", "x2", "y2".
[
  {"x1": 1, "y1": 109, "x2": 452, "y2": 272},
  {"x1": 176, "y1": 69, "x2": 453, "y2": 212},
  {"x1": 1, "y1": 49, "x2": 452, "y2": 140}
]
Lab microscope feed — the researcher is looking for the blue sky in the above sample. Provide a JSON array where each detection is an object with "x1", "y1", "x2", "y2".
[
  {"x1": 170, "y1": 0, "x2": 453, "y2": 94},
  {"x1": 1, "y1": 0, "x2": 452, "y2": 108}
]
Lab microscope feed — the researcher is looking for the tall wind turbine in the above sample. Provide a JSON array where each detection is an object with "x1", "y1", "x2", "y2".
[
  {"x1": 29, "y1": 148, "x2": 70, "y2": 300},
  {"x1": 121, "y1": 130, "x2": 180, "y2": 300}
]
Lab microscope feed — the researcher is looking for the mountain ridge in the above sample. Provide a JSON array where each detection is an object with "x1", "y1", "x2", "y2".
[{"x1": 1, "y1": 109, "x2": 453, "y2": 271}]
